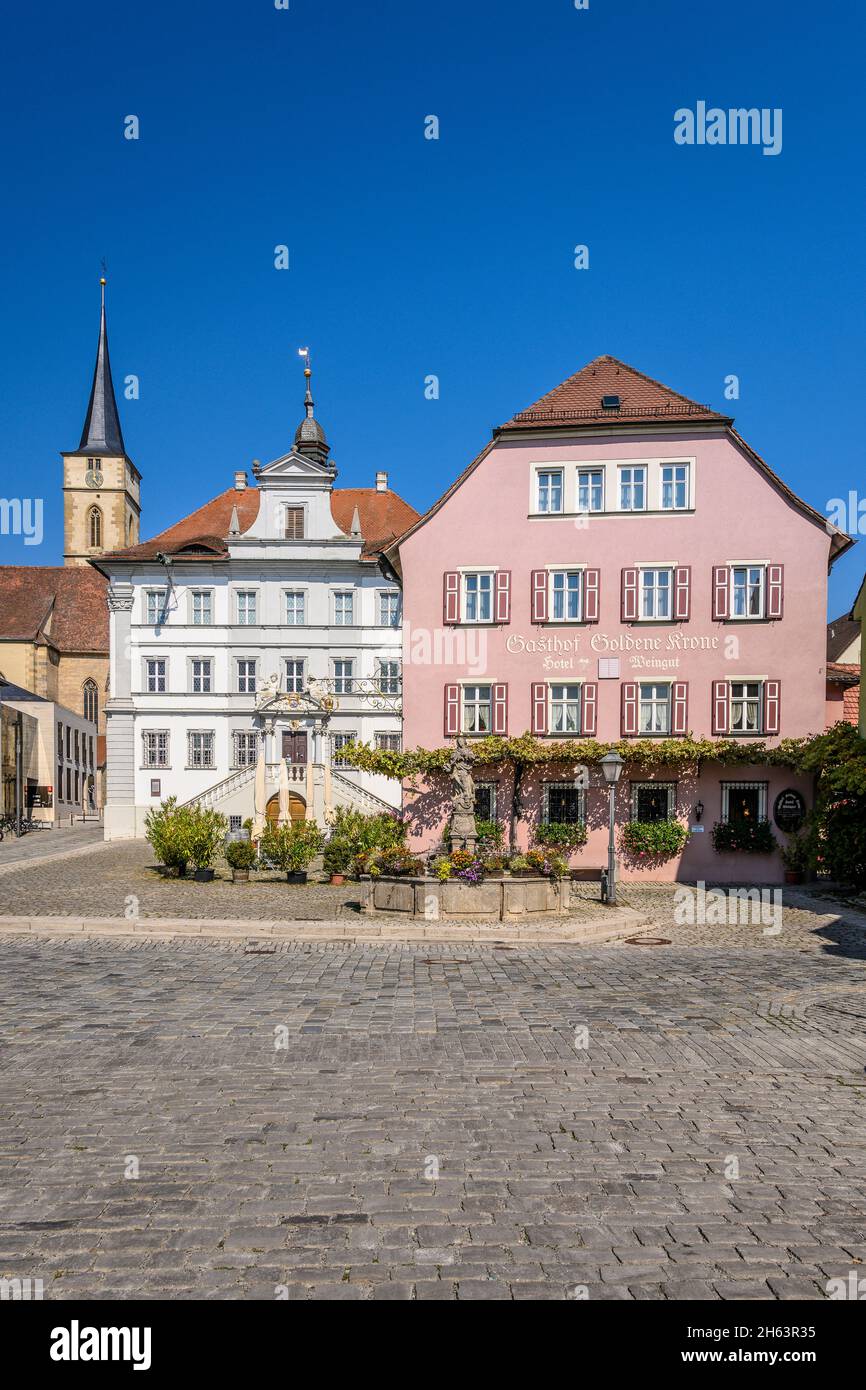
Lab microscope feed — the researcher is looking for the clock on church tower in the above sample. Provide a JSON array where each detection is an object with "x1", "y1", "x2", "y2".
[{"x1": 61, "y1": 278, "x2": 142, "y2": 567}]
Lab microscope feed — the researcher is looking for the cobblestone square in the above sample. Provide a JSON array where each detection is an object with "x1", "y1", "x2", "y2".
[{"x1": 1, "y1": 854, "x2": 865, "y2": 1299}]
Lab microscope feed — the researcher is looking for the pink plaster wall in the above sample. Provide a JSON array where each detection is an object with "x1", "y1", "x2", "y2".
[{"x1": 398, "y1": 428, "x2": 831, "y2": 881}]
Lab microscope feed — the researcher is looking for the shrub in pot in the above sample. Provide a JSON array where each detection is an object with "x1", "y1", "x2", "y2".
[
  {"x1": 187, "y1": 805, "x2": 228, "y2": 881},
  {"x1": 145, "y1": 797, "x2": 194, "y2": 877},
  {"x1": 621, "y1": 818, "x2": 689, "y2": 863},
  {"x1": 780, "y1": 832, "x2": 809, "y2": 884},
  {"x1": 323, "y1": 837, "x2": 352, "y2": 884},
  {"x1": 261, "y1": 820, "x2": 324, "y2": 882},
  {"x1": 226, "y1": 838, "x2": 257, "y2": 882},
  {"x1": 711, "y1": 818, "x2": 777, "y2": 855}
]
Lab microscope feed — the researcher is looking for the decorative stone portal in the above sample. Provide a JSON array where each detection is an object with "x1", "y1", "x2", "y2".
[{"x1": 360, "y1": 875, "x2": 573, "y2": 921}]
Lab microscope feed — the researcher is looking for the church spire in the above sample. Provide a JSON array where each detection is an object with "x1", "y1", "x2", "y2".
[
  {"x1": 77, "y1": 276, "x2": 126, "y2": 456},
  {"x1": 293, "y1": 347, "x2": 330, "y2": 466}
]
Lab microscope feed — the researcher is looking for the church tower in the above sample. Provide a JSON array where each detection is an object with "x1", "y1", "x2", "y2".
[{"x1": 62, "y1": 278, "x2": 141, "y2": 566}]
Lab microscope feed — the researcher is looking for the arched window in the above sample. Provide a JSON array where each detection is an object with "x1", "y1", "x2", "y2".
[
  {"x1": 88, "y1": 506, "x2": 103, "y2": 549},
  {"x1": 83, "y1": 679, "x2": 98, "y2": 725}
]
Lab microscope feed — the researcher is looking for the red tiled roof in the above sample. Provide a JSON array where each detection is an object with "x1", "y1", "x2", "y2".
[
  {"x1": 93, "y1": 483, "x2": 420, "y2": 567},
  {"x1": 499, "y1": 355, "x2": 729, "y2": 430},
  {"x1": 826, "y1": 663, "x2": 861, "y2": 729},
  {"x1": 0, "y1": 567, "x2": 108, "y2": 653},
  {"x1": 826, "y1": 661, "x2": 860, "y2": 685},
  {"x1": 827, "y1": 612, "x2": 860, "y2": 662},
  {"x1": 330, "y1": 489, "x2": 420, "y2": 559}
]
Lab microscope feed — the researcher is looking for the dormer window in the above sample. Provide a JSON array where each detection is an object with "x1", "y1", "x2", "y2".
[{"x1": 284, "y1": 507, "x2": 305, "y2": 540}]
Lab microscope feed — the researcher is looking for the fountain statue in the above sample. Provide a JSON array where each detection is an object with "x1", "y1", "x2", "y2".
[{"x1": 447, "y1": 735, "x2": 477, "y2": 852}]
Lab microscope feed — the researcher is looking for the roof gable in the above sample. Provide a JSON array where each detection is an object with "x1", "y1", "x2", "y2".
[{"x1": 499, "y1": 354, "x2": 728, "y2": 431}]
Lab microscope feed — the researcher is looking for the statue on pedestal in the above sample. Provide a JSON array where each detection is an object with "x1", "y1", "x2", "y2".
[{"x1": 447, "y1": 735, "x2": 477, "y2": 852}]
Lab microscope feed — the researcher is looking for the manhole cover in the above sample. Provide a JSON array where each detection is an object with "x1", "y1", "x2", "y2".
[{"x1": 625, "y1": 936, "x2": 671, "y2": 946}]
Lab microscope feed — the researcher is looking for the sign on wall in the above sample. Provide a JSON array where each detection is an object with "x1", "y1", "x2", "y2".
[{"x1": 773, "y1": 789, "x2": 806, "y2": 833}]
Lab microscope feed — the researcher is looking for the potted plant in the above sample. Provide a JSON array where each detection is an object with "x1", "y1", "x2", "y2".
[
  {"x1": 621, "y1": 818, "x2": 689, "y2": 863},
  {"x1": 226, "y1": 838, "x2": 257, "y2": 883},
  {"x1": 145, "y1": 797, "x2": 194, "y2": 877},
  {"x1": 711, "y1": 818, "x2": 777, "y2": 855},
  {"x1": 187, "y1": 805, "x2": 228, "y2": 881},
  {"x1": 780, "y1": 833, "x2": 809, "y2": 884},
  {"x1": 509, "y1": 853, "x2": 531, "y2": 877},
  {"x1": 261, "y1": 820, "x2": 324, "y2": 883},
  {"x1": 482, "y1": 853, "x2": 508, "y2": 878},
  {"x1": 323, "y1": 837, "x2": 351, "y2": 885}
]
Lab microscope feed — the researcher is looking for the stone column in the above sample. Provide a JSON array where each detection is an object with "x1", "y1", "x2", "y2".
[{"x1": 103, "y1": 584, "x2": 137, "y2": 840}]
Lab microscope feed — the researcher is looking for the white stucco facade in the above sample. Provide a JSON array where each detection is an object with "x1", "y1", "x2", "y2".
[{"x1": 98, "y1": 445, "x2": 409, "y2": 839}]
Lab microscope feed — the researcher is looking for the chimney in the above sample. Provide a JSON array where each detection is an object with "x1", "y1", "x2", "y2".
[
  {"x1": 234, "y1": 471, "x2": 247, "y2": 491},
  {"x1": 375, "y1": 470, "x2": 388, "y2": 492}
]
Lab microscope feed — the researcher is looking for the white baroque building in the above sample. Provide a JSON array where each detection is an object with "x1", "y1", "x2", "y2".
[{"x1": 94, "y1": 369, "x2": 418, "y2": 839}]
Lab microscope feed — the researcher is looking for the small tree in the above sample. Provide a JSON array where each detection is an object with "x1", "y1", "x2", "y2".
[
  {"x1": 261, "y1": 820, "x2": 324, "y2": 878},
  {"x1": 145, "y1": 798, "x2": 194, "y2": 875},
  {"x1": 186, "y1": 805, "x2": 228, "y2": 870}
]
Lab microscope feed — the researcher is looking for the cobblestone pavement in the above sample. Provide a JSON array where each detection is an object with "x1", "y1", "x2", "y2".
[
  {"x1": 1, "y1": 934, "x2": 865, "y2": 1299},
  {"x1": 2, "y1": 841, "x2": 866, "y2": 956},
  {"x1": 0, "y1": 823, "x2": 106, "y2": 870}
]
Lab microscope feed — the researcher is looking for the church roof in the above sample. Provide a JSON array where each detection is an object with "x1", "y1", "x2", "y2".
[
  {"x1": 93, "y1": 483, "x2": 420, "y2": 566},
  {"x1": 0, "y1": 567, "x2": 109, "y2": 653},
  {"x1": 71, "y1": 280, "x2": 127, "y2": 458}
]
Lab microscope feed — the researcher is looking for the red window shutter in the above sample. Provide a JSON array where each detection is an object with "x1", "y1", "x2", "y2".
[
  {"x1": 582, "y1": 682, "x2": 597, "y2": 736},
  {"x1": 531, "y1": 570, "x2": 548, "y2": 624},
  {"x1": 531, "y1": 682, "x2": 547, "y2": 735},
  {"x1": 492, "y1": 682, "x2": 508, "y2": 735},
  {"x1": 494, "y1": 570, "x2": 511, "y2": 624},
  {"x1": 444, "y1": 683, "x2": 460, "y2": 737},
  {"x1": 767, "y1": 565, "x2": 784, "y2": 619},
  {"x1": 443, "y1": 572, "x2": 460, "y2": 625},
  {"x1": 672, "y1": 680, "x2": 689, "y2": 736},
  {"x1": 764, "y1": 680, "x2": 781, "y2": 735},
  {"x1": 674, "y1": 566, "x2": 691, "y2": 621},
  {"x1": 712, "y1": 565, "x2": 729, "y2": 621},
  {"x1": 583, "y1": 568, "x2": 600, "y2": 623},
  {"x1": 712, "y1": 679, "x2": 729, "y2": 735},
  {"x1": 622, "y1": 567, "x2": 638, "y2": 622},
  {"x1": 621, "y1": 681, "x2": 638, "y2": 737}
]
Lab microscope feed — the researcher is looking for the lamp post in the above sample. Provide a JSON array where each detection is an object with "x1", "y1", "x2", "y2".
[{"x1": 599, "y1": 753, "x2": 624, "y2": 905}]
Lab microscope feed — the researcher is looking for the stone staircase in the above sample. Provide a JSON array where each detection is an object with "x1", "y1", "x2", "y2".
[
  {"x1": 330, "y1": 769, "x2": 397, "y2": 815},
  {"x1": 179, "y1": 763, "x2": 258, "y2": 811}
]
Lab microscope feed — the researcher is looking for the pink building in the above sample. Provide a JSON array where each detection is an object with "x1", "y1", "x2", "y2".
[{"x1": 387, "y1": 356, "x2": 854, "y2": 882}]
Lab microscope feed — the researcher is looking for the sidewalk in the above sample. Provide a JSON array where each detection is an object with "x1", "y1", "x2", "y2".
[{"x1": 0, "y1": 822, "x2": 108, "y2": 873}]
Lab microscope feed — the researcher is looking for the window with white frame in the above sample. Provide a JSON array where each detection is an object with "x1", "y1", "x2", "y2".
[
  {"x1": 730, "y1": 680, "x2": 762, "y2": 734},
  {"x1": 462, "y1": 572, "x2": 493, "y2": 623},
  {"x1": 536, "y1": 469, "x2": 563, "y2": 514},
  {"x1": 661, "y1": 463, "x2": 689, "y2": 510},
  {"x1": 474, "y1": 780, "x2": 498, "y2": 821},
  {"x1": 145, "y1": 589, "x2": 167, "y2": 625},
  {"x1": 375, "y1": 732, "x2": 402, "y2": 751},
  {"x1": 187, "y1": 731, "x2": 215, "y2": 769},
  {"x1": 378, "y1": 591, "x2": 400, "y2": 626},
  {"x1": 731, "y1": 565, "x2": 765, "y2": 619},
  {"x1": 331, "y1": 732, "x2": 357, "y2": 766},
  {"x1": 333, "y1": 660, "x2": 354, "y2": 694},
  {"x1": 145, "y1": 658, "x2": 167, "y2": 693},
  {"x1": 543, "y1": 782, "x2": 585, "y2": 824},
  {"x1": 190, "y1": 658, "x2": 213, "y2": 693},
  {"x1": 577, "y1": 468, "x2": 604, "y2": 512},
  {"x1": 639, "y1": 682, "x2": 671, "y2": 734},
  {"x1": 462, "y1": 684, "x2": 492, "y2": 734},
  {"x1": 236, "y1": 590, "x2": 257, "y2": 625},
  {"x1": 550, "y1": 683, "x2": 582, "y2": 734},
  {"x1": 236, "y1": 658, "x2": 257, "y2": 693},
  {"x1": 619, "y1": 465, "x2": 646, "y2": 511},
  {"x1": 377, "y1": 660, "x2": 400, "y2": 695},
  {"x1": 549, "y1": 569, "x2": 582, "y2": 622},
  {"x1": 641, "y1": 567, "x2": 672, "y2": 620},
  {"x1": 142, "y1": 730, "x2": 169, "y2": 768},
  {"x1": 333, "y1": 591, "x2": 354, "y2": 626},
  {"x1": 191, "y1": 590, "x2": 213, "y2": 625},
  {"x1": 233, "y1": 731, "x2": 259, "y2": 768},
  {"x1": 285, "y1": 590, "x2": 305, "y2": 625},
  {"x1": 285, "y1": 658, "x2": 305, "y2": 693},
  {"x1": 630, "y1": 781, "x2": 676, "y2": 821},
  {"x1": 721, "y1": 781, "x2": 768, "y2": 823}
]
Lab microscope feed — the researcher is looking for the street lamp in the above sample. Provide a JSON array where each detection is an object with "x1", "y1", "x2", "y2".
[{"x1": 599, "y1": 753, "x2": 623, "y2": 905}]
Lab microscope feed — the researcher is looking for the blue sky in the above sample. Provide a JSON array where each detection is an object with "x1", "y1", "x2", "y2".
[{"x1": 1, "y1": 0, "x2": 863, "y2": 614}]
